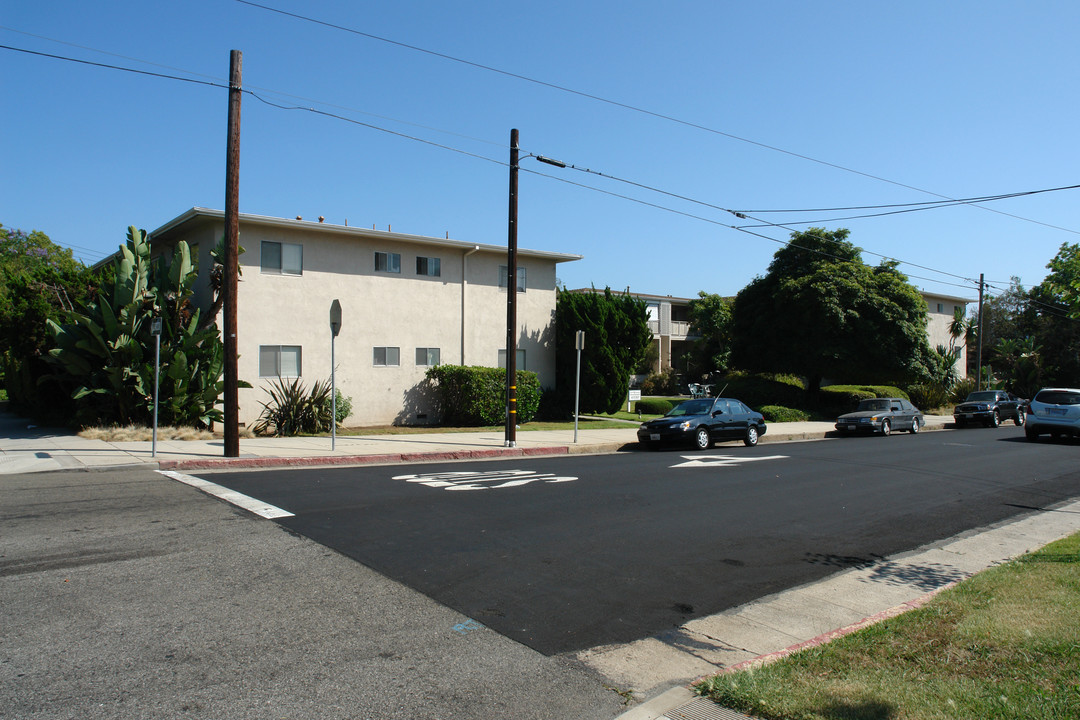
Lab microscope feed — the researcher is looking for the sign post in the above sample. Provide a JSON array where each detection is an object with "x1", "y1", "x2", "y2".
[
  {"x1": 150, "y1": 317, "x2": 162, "y2": 458},
  {"x1": 574, "y1": 330, "x2": 585, "y2": 443},
  {"x1": 329, "y1": 300, "x2": 342, "y2": 451}
]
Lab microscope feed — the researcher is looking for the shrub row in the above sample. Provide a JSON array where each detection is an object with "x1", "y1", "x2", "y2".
[
  {"x1": 425, "y1": 365, "x2": 540, "y2": 425},
  {"x1": 759, "y1": 405, "x2": 810, "y2": 423},
  {"x1": 635, "y1": 398, "x2": 674, "y2": 415}
]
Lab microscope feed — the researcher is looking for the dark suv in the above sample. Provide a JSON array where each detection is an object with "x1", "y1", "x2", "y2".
[{"x1": 953, "y1": 390, "x2": 1025, "y2": 428}]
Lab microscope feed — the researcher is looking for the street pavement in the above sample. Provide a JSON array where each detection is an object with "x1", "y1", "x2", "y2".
[{"x1": 4, "y1": 408, "x2": 1079, "y2": 720}]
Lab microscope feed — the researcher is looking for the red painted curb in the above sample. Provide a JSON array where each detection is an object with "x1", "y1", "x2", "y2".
[{"x1": 158, "y1": 445, "x2": 570, "y2": 472}]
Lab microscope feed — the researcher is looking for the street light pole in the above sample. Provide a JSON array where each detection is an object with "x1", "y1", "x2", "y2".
[{"x1": 505, "y1": 129, "x2": 519, "y2": 448}]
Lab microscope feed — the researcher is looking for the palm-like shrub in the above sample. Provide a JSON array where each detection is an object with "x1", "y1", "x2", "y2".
[{"x1": 252, "y1": 377, "x2": 333, "y2": 436}]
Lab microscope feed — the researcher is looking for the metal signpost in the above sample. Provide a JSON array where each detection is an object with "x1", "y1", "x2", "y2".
[
  {"x1": 150, "y1": 317, "x2": 162, "y2": 458},
  {"x1": 329, "y1": 300, "x2": 342, "y2": 451},
  {"x1": 574, "y1": 330, "x2": 585, "y2": 443}
]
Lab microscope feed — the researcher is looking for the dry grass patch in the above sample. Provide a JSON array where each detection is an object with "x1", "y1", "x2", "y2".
[
  {"x1": 80, "y1": 425, "x2": 216, "y2": 442},
  {"x1": 695, "y1": 531, "x2": 1080, "y2": 719}
]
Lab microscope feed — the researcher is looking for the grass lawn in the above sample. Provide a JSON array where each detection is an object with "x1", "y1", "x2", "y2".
[{"x1": 695, "y1": 531, "x2": 1080, "y2": 719}]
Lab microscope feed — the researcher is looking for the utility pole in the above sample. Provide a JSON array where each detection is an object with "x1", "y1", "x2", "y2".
[
  {"x1": 975, "y1": 272, "x2": 985, "y2": 390},
  {"x1": 505, "y1": 128, "x2": 519, "y2": 448},
  {"x1": 223, "y1": 50, "x2": 242, "y2": 457}
]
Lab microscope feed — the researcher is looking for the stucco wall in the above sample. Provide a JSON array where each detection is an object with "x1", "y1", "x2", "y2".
[{"x1": 153, "y1": 214, "x2": 566, "y2": 427}]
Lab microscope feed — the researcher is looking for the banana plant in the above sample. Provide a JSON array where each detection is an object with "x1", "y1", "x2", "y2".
[{"x1": 46, "y1": 226, "x2": 241, "y2": 428}]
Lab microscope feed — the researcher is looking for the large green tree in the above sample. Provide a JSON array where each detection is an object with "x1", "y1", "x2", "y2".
[
  {"x1": 554, "y1": 287, "x2": 652, "y2": 414},
  {"x1": 0, "y1": 225, "x2": 96, "y2": 418},
  {"x1": 730, "y1": 228, "x2": 931, "y2": 395},
  {"x1": 686, "y1": 291, "x2": 733, "y2": 378}
]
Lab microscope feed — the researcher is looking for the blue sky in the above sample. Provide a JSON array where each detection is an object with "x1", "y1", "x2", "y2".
[{"x1": 3, "y1": 1, "x2": 1078, "y2": 303}]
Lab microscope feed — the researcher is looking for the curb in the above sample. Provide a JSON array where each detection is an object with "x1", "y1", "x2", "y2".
[{"x1": 158, "y1": 444, "x2": 573, "y2": 472}]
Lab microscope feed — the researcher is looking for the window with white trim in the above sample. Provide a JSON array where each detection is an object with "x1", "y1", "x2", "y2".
[
  {"x1": 259, "y1": 345, "x2": 302, "y2": 377},
  {"x1": 498, "y1": 349, "x2": 527, "y2": 370},
  {"x1": 261, "y1": 241, "x2": 303, "y2": 275},
  {"x1": 415, "y1": 347, "x2": 441, "y2": 366},
  {"x1": 373, "y1": 346, "x2": 400, "y2": 366},
  {"x1": 375, "y1": 251, "x2": 401, "y2": 273},
  {"x1": 499, "y1": 265, "x2": 526, "y2": 292},
  {"x1": 416, "y1": 256, "x2": 441, "y2": 277}
]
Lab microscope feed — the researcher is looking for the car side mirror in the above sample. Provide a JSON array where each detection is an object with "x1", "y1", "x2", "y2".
[
  {"x1": 712, "y1": 410, "x2": 723, "y2": 417},
  {"x1": 891, "y1": 406, "x2": 900, "y2": 412}
]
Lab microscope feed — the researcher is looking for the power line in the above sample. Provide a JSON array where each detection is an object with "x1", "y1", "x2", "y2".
[
  {"x1": 0, "y1": 42, "x2": 1033, "y2": 295},
  {"x1": 233, "y1": 0, "x2": 1080, "y2": 237}
]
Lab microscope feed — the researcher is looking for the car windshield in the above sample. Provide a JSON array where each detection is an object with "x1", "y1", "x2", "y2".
[
  {"x1": 856, "y1": 399, "x2": 890, "y2": 412},
  {"x1": 966, "y1": 391, "x2": 998, "y2": 402},
  {"x1": 1035, "y1": 390, "x2": 1080, "y2": 406},
  {"x1": 666, "y1": 399, "x2": 714, "y2": 417}
]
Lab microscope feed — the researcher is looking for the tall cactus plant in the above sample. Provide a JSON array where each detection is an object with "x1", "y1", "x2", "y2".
[{"x1": 46, "y1": 226, "x2": 234, "y2": 428}]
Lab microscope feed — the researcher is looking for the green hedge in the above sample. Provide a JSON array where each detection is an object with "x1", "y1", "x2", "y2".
[
  {"x1": 819, "y1": 384, "x2": 909, "y2": 417},
  {"x1": 425, "y1": 365, "x2": 540, "y2": 426},
  {"x1": 636, "y1": 398, "x2": 675, "y2": 415},
  {"x1": 759, "y1": 405, "x2": 810, "y2": 422}
]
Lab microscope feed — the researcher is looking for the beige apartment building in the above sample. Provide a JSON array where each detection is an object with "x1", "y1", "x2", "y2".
[
  {"x1": 149, "y1": 208, "x2": 581, "y2": 427},
  {"x1": 923, "y1": 291, "x2": 973, "y2": 377}
]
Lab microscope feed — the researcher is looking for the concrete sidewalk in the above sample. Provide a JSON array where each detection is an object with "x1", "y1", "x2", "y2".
[{"x1": 0, "y1": 411, "x2": 952, "y2": 475}]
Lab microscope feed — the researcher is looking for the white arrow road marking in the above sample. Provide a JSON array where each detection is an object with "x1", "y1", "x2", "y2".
[
  {"x1": 392, "y1": 469, "x2": 578, "y2": 491},
  {"x1": 671, "y1": 454, "x2": 788, "y2": 468}
]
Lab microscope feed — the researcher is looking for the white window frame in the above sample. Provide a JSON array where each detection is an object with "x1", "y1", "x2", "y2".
[
  {"x1": 416, "y1": 256, "x2": 441, "y2": 277},
  {"x1": 261, "y1": 241, "x2": 303, "y2": 276},
  {"x1": 375, "y1": 251, "x2": 401, "y2": 274},
  {"x1": 259, "y1": 345, "x2": 302, "y2": 377},
  {"x1": 498, "y1": 349, "x2": 527, "y2": 370},
  {"x1": 373, "y1": 346, "x2": 400, "y2": 366},
  {"x1": 415, "y1": 347, "x2": 441, "y2": 366},
  {"x1": 499, "y1": 265, "x2": 527, "y2": 293}
]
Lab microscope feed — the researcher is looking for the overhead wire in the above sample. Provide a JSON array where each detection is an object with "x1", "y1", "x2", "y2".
[
  {"x1": 232, "y1": 0, "x2": 1080, "y2": 237},
  {"x1": 0, "y1": 41, "x2": 1056, "y2": 297}
]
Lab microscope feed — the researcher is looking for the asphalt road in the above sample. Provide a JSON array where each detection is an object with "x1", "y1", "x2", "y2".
[
  {"x1": 0, "y1": 467, "x2": 624, "y2": 720},
  {"x1": 199, "y1": 426, "x2": 1080, "y2": 656}
]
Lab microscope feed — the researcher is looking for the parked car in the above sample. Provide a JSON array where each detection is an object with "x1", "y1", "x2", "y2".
[
  {"x1": 1024, "y1": 388, "x2": 1080, "y2": 442},
  {"x1": 953, "y1": 390, "x2": 1025, "y2": 428},
  {"x1": 834, "y1": 397, "x2": 924, "y2": 436},
  {"x1": 637, "y1": 397, "x2": 767, "y2": 449}
]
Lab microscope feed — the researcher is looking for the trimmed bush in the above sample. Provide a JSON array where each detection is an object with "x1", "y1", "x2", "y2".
[
  {"x1": 759, "y1": 405, "x2": 810, "y2": 423},
  {"x1": 635, "y1": 398, "x2": 674, "y2": 415},
  {"x1": 425, "y1": 365, "x2": 540, "y2": 426},
  {"x1": 819, "y1": 384, "x2": 909, "y2": 417}
]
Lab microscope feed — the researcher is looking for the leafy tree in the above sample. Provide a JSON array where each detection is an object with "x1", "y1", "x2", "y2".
[
  {"x1": 1043, "y1": 242, "x2": 1080, "y2": 319},
  {"x1": 44, "y1": 226, "x2": 234, "y2": 428},
  {"x1": 730, "y1": 228, "x2": 931, "y2": 395},
  {"x1": 554, "y1": 287, "x2": 652, "y2": 414},
  {"x1": 0, "y1": 225, "x2": 96, "y2": 418},
  {"x1": 686, "y1": 291, "x2": 733, "y2": 378}
]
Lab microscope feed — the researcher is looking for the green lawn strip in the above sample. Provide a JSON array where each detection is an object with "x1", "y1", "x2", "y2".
[{"x1": 694, "y1": 531, "x2": 1080, "y2": 720}]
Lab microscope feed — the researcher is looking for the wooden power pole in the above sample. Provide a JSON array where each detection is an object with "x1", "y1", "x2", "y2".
[
  {"x1": 224, "y1": 50, "x2": 242, "y2": 457},
  {"x1": 505, "y1": 128, "x2": 519, "y2": 448}
]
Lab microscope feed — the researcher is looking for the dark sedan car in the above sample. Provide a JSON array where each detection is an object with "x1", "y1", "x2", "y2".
[
  {"x1": 638, "y1": 397, "x2": 767, "y2": 449},
  {"x1": 835, "y1": 397, "x2": 924, "y2": 436}
]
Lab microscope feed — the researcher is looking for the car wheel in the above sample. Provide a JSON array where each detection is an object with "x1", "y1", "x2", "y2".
[
  {"x1": 881, "y1": 419, "x2": 891, "y2": 436},
  {"x1": 954, "y1": 419, "x2": 965, "y2": 429},
  {"x1": 744, "y1": 425, "x2": 759, "y2": 447},
  {"x1": 989, "y1": 410, "x2": 1000, "y2": 428},
  {"x1": 1026, "y1": 427, "x2": 1039, "y2": 442},
  {"x1": 1015, "y1": 412, "x2": 1025, "y2": 426},
  {"x1": 694, "y1": 427, "x2": 712, "y2": 450},
  {"x1": 910, "y1": 417, "x2": 920, "y2": 434}
]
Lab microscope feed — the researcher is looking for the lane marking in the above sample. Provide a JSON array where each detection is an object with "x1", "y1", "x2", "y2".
[
  {"x1": 671, "y1": 454, "x2": 788, "y2": 469},
  {"x1": 392, "y1": 469, "x2": 578, "y2": 491},
  {"x1": 158, "y1": 470, "x2": 295, "y2": 519}
]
